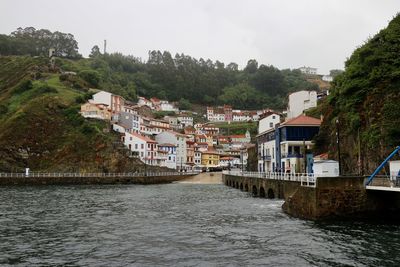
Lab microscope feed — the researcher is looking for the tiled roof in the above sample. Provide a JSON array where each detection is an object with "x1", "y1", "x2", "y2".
[
  {"x1": 130, "y1": 132, "x2": 156, "y2": 143},
  {"x1": 282, "y1": 115, "x2": 321, "y2": 126},
  {"x1": 158, "y1": 143, "x2": 176, "y2": 147}
]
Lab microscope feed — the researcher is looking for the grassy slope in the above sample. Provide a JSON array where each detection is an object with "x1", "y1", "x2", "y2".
[{"x1": 0, "y1": 56, "x2": 147, "y2": 172}]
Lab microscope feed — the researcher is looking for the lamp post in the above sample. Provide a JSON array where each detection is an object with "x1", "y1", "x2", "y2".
[{"x1": 336, "y1": 119, "x2": 342, "y2": 176}]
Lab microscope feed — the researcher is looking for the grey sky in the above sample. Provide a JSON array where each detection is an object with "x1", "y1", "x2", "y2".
[{"x1": 1, "y1": 0, "x2": 399, "y2": 74}]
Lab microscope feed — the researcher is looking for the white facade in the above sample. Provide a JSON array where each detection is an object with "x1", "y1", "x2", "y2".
[
  {"x1": 287, "y1": 90, "x2": 317, "y2": 119},
  {"x1": 313, "y1": 160, "x2": 339, "y2": 177},
  {"x1": 155, "y1": 131, "x2": 187, "y2": 170},
  {"x1": 158, "y1": 144, "x2": 177, "y2": 169},
  {"x1": 389, "y1": 161, "x2": 400, "y2": 179},
  {"x1": 233, "y1": 113, "x2": 252, "y2": 122},
  {"x1": 92, "y1": 91, "x2": 112, "y2": 107},
  {"x1": 124, "y1": 132, "x2": 158, "y2": 165},
  {"x1": 299, "y1": 66, "x2": 317, "y2": 75},
  {"x1": 177, "y1": 115, "x2": 193, "y2": 127},
  {"x1": 258, "y1": 113, "x2": 280, "y2": 134},
  {"x1": 160, "y1": 101, "x2": 178, "y2": 112},
  {"x1": 194, "y1": 151, "x2": 202, "y2": 166},
  {"x1": 112, "y1": 123, "x2": 126, "y2": 133}
]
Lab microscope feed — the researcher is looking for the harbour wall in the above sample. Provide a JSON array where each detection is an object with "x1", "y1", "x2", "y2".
[
  {"x1": 223, "y1": 174, "x2": 400, "y2": 220},
  {"x1": 0, "y1": 174, "x2": 195, "y2": 186}
]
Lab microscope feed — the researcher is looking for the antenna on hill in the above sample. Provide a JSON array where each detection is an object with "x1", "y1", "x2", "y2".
[{"x1": 104, "y1": 40, "x2": 107, "y2": 54}]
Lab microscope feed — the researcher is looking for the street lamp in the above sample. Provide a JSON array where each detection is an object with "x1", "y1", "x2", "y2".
[{"x1": 336, "y1": 119, "x2": 342, "y2": 176}]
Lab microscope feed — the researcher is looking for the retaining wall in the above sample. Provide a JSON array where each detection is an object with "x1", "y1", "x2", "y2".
[{"x1": 0, "y1": 174, "x2": 195, "y2": 186}]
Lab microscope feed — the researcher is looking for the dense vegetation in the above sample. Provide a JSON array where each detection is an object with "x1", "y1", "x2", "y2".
[
  {"x1": 0, "y1": 56, "x2": 152, "y2": 172},
  {"x1": 313, "y1": 14, "x2": 400, "y2": 174},
  {"x1": 0, "y1": 27, "x2": 81, "y2": 58}
]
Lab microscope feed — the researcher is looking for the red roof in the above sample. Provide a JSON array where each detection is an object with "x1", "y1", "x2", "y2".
[
  {"x1": 129, "y1": 132, "x2": 156, "y2": 143},
  {"x1": 158, "y1": 143, "x2": 176, "y2": 147},
  {"x1": 282, "y1": 115, "x2": 321, "y2": 126},
  {"x1": 229, "y1": 134, "x2": 246, "y2": 139}
]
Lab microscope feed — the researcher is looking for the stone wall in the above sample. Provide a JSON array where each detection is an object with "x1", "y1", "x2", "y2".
[
  {"x1": 223, "y1": 174, "x2": 400, "y2": 220},
  {"x1": 0, "y1": 174, "x2": 194, "y2": 186}
]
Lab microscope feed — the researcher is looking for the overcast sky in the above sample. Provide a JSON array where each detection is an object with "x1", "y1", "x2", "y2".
[{"x1": 1, "y1": 0, "x2": 399, "y2": 74}]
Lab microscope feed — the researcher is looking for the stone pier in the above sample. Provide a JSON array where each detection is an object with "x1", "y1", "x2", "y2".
[{"x1": 223, "y1": 174, "x2": 400, "y2": 220}]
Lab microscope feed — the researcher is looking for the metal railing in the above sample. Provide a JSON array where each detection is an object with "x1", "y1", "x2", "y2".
[
  {"x1": 0, "y1": 171, "x2": 200, "y2": 178},
  {"x1": 223, "y1": 170, "x2": 316, "y2": 187}
]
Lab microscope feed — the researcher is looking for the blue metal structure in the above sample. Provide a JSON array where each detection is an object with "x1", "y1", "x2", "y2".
[{"x1": 365, "y1": 146, "x2": 400, "y2": 185}]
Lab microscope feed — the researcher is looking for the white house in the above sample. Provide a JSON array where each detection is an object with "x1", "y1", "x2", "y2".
[
  {"x1": 158, "y1": 143, "x2": 177, "y2": 169},
  {"x1": 137, "y1": 97, "x2": 154, "y2": 109},
  {"x1": 258, "y1": 113, "x2": 280, "y2": 134},
  {"x1": 177, "y1": 115, "x2": 193, "y2": 127},
  {"x1": 257, "y1": 113, "x2": 281, "y2": 172},
  {"x1": 287, "y1": 90, "x2": 317, "y2": 119},
  {"x1": 155, "y1": 131, "x2": 187, "y2": 170},
  {"x1": 299, "y1": 66, "x2": 317, "y2": 75},
  {"x1": 92, "y1": 91, "x2": 125, "y2": 114},
  {"x1": 160, "y1": 100, "x2": 178, "y2": 112},
  {"x1": 123, "y1": 132, "x2": 159, "y2": 166},
  {"x1": 322, "y1": 75, "x2": 333, "y2": 82}
]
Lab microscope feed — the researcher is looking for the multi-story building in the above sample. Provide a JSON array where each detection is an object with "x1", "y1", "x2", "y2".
[
  {"x1": 257, "y1": 114, "x2": 321, "y2": 173},
  {"x1": 158, "y1": 143, "x2": 177, "y2": 169},
  {"x1": 201, "y1": 151, "x2": 220, "y2": 168},
  {"x1": 256, "y1": 113, "x2": 281, "y2": 172},
  {"x1": 123, "y1": 132, "x2": 159, "y2": 166},
  {"x1": 155, "y1": 131, "x2": 187, "y2": 170},
  {"x1": 118, "y1": 109, "x2": 140, "y2": 134},
  {"x1": 177, "y1": 115, "x2": 193, "y2": 127},
  {"x1": 258, "y1": 112, "x2": 280, "y2": 134},
  {"x1": 92, "y1": 91, "x2": 125, "y2": 114},
  {"x1": 186, "y1": 140, "x2": 195, "y2": 170},
  {"x1": 277, "y1": 115, "x2": 321, "y2": 173},
  {"x1": 287, "y1": 90, "x2": 317, "y2": 119},
  {"x1": 207, "y1": 105, "x2": 232, "y2": 122}
]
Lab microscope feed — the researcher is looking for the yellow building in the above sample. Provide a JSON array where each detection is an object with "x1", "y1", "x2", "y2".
[{"x1": 201, "y1": 151, "x2": 220, "y2": 168}]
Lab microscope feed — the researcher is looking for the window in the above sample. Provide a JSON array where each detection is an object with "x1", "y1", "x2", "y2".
[
  {"x1": 270, "y1": 122, "x2": 273, "y2": 128},
  {"x1": 147, "y1": 144, "x2": 150, "y2": 149},
  {"x1": 141, "y1": 144, "x2": 144, "y2": 149},
  {"x1": 272, "y1": 115, "x2": 276, "y2": 119},
  {"x1": 141, "y1": 152, "x2": 144, "y2": 157},
  {"x1": 130, "y1": 137, "x2": 132, "y2": 141},
  {"x1": 135, "y1": 144, "x2": 138, "y2": 149}
]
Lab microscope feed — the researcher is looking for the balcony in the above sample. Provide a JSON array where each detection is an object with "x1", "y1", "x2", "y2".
[
  {"x1": 258, "y1": 154, "x2": 272, "y2": 161},
  {"x1": 281, "y1": 153, "x2": 303, "y2": 159}
]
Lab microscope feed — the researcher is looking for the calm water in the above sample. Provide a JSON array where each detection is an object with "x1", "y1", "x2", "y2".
[{"x1": 0, "y1": 183, "x2": 400, "y2": 266}]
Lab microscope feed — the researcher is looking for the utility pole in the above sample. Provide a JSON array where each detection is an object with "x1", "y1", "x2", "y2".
[
  {"x1": 104, "y1": 40, "x2": 107, "y2": 54},
  {"x1": 336, "y1": 119, "x2": 342, "y2": 176}
]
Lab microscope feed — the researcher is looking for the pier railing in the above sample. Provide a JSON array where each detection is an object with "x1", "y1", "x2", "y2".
[
  {"x1": 223, "y1": 170, "x2": 316, "y2": 187},
  {"x1": 0, "y1": 171, "x2": 200, "y2": 178}
]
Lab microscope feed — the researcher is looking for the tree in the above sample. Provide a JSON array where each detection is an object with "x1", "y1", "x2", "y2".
[
  {"x1": 89, "y1": 45, "x2": 101, "y2": 58},
  {"x1": 178, "y1": 98, "x2": 192, "y2": 110},
  {"x1": 329, "y1": 69, "x2": 344, "y2": 78},
  {"x1": 244, "y1": 59, "x2": 258, "y2": 74}
]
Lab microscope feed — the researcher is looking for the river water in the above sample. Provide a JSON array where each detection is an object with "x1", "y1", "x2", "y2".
[{"x1": 0, "y1": 174, "x2": 400, "y2": 266}]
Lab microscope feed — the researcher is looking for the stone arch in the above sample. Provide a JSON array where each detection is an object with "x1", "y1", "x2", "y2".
[
  {"x1": 236, "y1": 182, "x2": 239, "y2": 189},
  {"x1": 252, "y1": 185, "x2": 258, "y2": 196},
  {"x1": 239, "y1": 183, "x2": 243, "y2": 190},
  {"x1": 228, "y1": 180, "x2": 232, "y2": 187},
  {"x1": 259, "y1": 186, "x2": 266, "y2": 198},
  {"x1": 244, "y1": 184, "x2": 249, "y2": 192},
  {"x1": 267, "y1": 188, "x2": 275, "y2": 199}
]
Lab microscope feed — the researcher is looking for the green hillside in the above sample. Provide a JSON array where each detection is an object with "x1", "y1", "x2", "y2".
[
  {"x1": 0, "y1": 56, "x2": 147, "y2": 172},
  {"x1": 313, "y1": 14, "x2": 400, "y2": 174}
]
